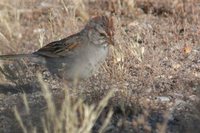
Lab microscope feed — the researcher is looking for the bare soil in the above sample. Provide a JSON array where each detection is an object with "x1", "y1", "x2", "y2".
[{"x1": 0, "y1": 0, "x2": 200, "y2": 133}]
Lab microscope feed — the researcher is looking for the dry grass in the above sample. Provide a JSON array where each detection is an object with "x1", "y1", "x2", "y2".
[
  {"x1": 0, "y1": 0, "x2": 200, "y2": 133},
  {"x1": 13, "y1": 73, "x2": 113, "y2": 133}
]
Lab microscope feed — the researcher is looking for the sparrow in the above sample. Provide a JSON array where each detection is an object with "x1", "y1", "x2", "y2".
[{"x1": 0, "y1": 16, "x2": 114, "y2": 81}]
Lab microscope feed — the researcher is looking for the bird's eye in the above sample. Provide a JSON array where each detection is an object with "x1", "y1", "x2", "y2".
[
  {"x1": 100, "y1": 32, "x2": 106, "y2": 37},
  {"x1": 96, "y1": 25, "x2": 108, "y2": 38}
]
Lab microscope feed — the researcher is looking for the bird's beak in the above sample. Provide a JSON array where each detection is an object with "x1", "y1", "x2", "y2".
[{"x1": 109, "y1": 37, "x2": 114, "y2": 46}]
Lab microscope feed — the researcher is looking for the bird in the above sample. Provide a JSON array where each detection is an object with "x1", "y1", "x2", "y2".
[{"x1": 0, "y1": 15, "x2": 114, "y2": 81}]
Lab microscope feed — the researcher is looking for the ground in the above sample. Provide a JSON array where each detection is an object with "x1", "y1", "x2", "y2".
[{"x1": 0, "y1": 0, "x2": 200, "y2": 133}]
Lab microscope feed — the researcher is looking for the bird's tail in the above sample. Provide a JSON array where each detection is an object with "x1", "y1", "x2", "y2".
[
  {"x1": 0, "y1": 53, "x2": 46, "y2": 64},
  {"x1": 0, "y1": 54, "x2": 33, "y2": 60}
]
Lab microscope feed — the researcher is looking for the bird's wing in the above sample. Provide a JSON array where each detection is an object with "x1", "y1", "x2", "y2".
[{"x1": 34, "y1": 34, "x2": 82, "y2": 58}]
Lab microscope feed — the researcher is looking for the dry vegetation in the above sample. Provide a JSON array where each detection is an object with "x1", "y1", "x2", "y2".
[{"x1": 0, "y1": 0, "x2": 200, "y2": 133}]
